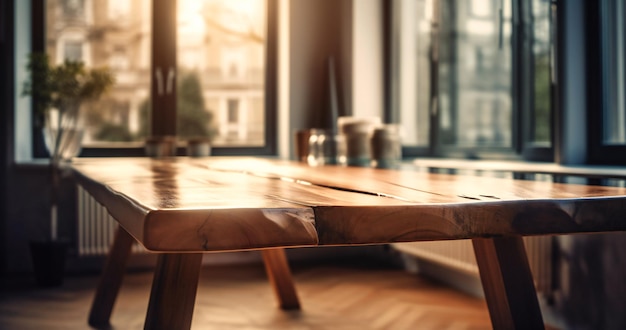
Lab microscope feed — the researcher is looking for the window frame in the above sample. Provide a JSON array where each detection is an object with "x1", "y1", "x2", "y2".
[
  {"x1": 518, "y1": 0, "x2": 556, "y2": 162},
  {"x1": 386, "y1": 0, "x2": 555, "y2": 162},
  {"x1": 31, "y1": 0, "x2": 278, "y2": 158},
  {"x1": 588, "y1": 0, "x2": 626, "y2": 164}
]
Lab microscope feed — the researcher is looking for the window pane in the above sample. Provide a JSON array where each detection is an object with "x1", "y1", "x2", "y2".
[
  {"x1": 45, "y1": 0, "x2": 152, "y2": 146},
  {"x1": 602, "y1": 0, "x2": 626, "y2": 144},
  {"x1": 531, "y1": 0, "x2": 552, "y2": 144},
  {"x1": 438, "y1": 0, "x2": 513, "y2": 148},
  {"x1": 393, "y1": 0, "x2": 432, "y2": 147},
  {"x1": 61, "y1": 0, "x2": 85, "y2": 19},
  {"x1": 177, "y1": 0, "x2": 267, "y2": 147},
  {"x1": 63, "y1": 41, "x2": 83, "y2": 61}
]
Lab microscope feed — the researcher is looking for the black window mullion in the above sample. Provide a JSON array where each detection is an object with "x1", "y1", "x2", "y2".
[
  {"x1": 31, "y1": 0, "x2": 48, "y2": 158},
  {"x1": 588, "y1": 0, "x2": 626, "y2": 164},
  {"x1": 263, "y1": 0, "x2": 278, "y2": 155},
  {"x1": 429, "y1": 0, "x2": 441, "y2": 156},
  {"x1": 151, "y1": 0, "x2": 177, "y2": 137},
  {"x1": 512, "y1": 0, "x2": 525, "y2": 154}
]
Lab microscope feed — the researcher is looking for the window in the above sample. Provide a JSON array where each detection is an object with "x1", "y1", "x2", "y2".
[
  {"x1": 177, "y1": 0, "x2": 268, "y2": 147},
  {"x1": 589, "y1": 0, "x2": 626, "y2": 164},
  {"x1": 391, "y1": 0, "x2": 554, "y2": 160},
  {"x1": 63, "y1": 41, "x2": 82, "y2": 61},
  {"x1": 38, "y1": 0, "x2": 276, "y2": 156},
  {"x1": 528, "y1": 0, "x2": 552, "y2": 146},
  {"x1": 61, "y1": 0, "x2": 84, "y2": 19},
  {"x1": 600, "y1": 0, "x2": 626, "y2": 145},
  {"x1": 227, "y1": 99, "x2": 240, "y2": 123}
]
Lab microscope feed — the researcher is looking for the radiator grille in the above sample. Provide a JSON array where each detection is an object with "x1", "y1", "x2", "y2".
[
  {"x1": 77, "y1": 186, "x2": 145, "y2": 256},
  {"x1": 393, "y1": 235, "x2": 553, "y2": 294}
]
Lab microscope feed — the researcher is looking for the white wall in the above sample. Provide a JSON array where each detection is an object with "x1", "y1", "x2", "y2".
[
  {"x1": 350, "y1": 0, "x2": 383, "y2": 119},
  {"x1": 279, "y1": 0, "x2": 384, "y2": 159}
]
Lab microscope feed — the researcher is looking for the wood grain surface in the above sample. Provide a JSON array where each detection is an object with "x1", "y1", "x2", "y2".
[{"x1": 71, "y1": 157, "x2": 626, "y2": 252}]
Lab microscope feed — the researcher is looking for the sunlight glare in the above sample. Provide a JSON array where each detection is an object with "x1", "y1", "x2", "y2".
[{"x1": 178, "y1": 1, "x2": 205, "y2": 34}]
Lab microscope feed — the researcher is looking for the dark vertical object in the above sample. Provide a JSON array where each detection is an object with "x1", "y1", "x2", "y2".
[
  {"x1": 429, "y1": 0, "x2": 441, "y2": 155},
  {"x1": 554, "y1": 0, "x2": 587, "y2": 164},
  {"x1": 446, "y1": 0, "x2": 459, "y2": 147},
  {"x1": 31, "y1": 0, "x2": 47, "y2": 157},
  {"x1": 30, "y1": 0, "x2": 45, "y2": 58},
  {"x1": 586, "y1": 0, "x2": 616, "y2": 164},
  {"x1": 263, "y1": 0, "x2": 278, "y2": 155},
  {"x1": 511, "y1": 0, "x2": 525, "y2": 154},
  {"x1": 151, "y1": 0, "x2": 177, "y2": 137},
  {"x1": 382, "y1": 0, "x2": 394, "y2": 124},
  {"x1": 549, "y1": 0, "x2": 558, "y2": 160},
  {"x1": 29, "y1": 240, "x2": 68, "y2": 286},
  {"x1": 327, "y1": 57, "x2": 339, "y2": 133},
  {"x1": 0, "y1": 0, "x2": 15, "y2": 275}
]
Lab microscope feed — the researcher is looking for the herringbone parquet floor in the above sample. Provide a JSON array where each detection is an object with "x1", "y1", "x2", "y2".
[{"x1": 0, "y1": 257, "x2": 496, "y2": 330}]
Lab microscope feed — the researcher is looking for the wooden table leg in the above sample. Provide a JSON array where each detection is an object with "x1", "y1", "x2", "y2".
[
  {"x1": 472, "y1": 237, "x2": 544, "y2": 329},
  {"x1": 262, "y1": 248, "x2": 301, "y2": 310},
  {"x1": 88, "y1": 226, "x2": 134, "y2": 327},
  {"x1": 144, "y1": 253, "x2": 203, "y2": 330}
]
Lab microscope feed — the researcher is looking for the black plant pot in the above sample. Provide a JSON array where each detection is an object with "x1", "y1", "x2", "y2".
[{"x1": 29, "y1": 240, "x2": 68, "y2": 287}]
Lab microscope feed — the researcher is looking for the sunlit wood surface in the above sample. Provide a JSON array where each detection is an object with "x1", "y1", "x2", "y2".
[
  {"x1": 68, "y1": 157, "x2": 625, "y2": 329},
  {"x1": 0, "y1": 259, "x2": 498, "y2": 330},
  {"x1": 71, "y1": 157, "x2": 626, "y2": 252}
]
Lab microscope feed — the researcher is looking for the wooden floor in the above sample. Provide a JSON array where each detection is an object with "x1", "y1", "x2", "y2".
[{"x1": 0, "y1": 257, "x2": 495, "y2": 330}]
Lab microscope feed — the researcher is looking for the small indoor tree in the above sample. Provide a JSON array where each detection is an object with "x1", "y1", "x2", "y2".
[{"x1": 22, "y1": 52, "x2": 114, "y2": 286}]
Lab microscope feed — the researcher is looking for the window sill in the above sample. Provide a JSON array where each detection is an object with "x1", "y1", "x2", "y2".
[{"x1": 411, "y1": 158, "x2": 626, "y2": 180}]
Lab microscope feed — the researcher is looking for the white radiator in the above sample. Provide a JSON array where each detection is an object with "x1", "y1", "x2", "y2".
[
  {"x1": 393, "y1": 237, "x2": 553, "y2": 294},
  {"x1": 77, "y1": 185, "x2": 145, "y2": 256}
]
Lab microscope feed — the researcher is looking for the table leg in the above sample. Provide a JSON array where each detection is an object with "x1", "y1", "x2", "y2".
[
  {"x1": 144, "y1": 253, "x2": 203, "y2": 330},
  {"x1": 88, "y1": 226, "x2": 134, "y2": 327},
  {"x1": 262, "y1": 248, "x2": 301, "y2": 310},
  {"x1": 472, "y1": 237, "x2": 544, "y2": 329}
]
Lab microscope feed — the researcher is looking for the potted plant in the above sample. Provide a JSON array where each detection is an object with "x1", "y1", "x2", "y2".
[
  {"x1": 22, "y1": 52, "x2": 114, "y2": 286},
  {"x1": 23, "y1": 53, "x2": 115, "y2": 162}
]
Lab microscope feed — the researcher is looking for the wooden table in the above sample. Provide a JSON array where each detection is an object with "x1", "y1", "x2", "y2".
[{"x1": 71, "y1": 157, "x2": 626, "y2": 330}]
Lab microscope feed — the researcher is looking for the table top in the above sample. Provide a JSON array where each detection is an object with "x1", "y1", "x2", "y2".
[{"x1": 71, "y1": 157, "x2": 626, "y2": 252}]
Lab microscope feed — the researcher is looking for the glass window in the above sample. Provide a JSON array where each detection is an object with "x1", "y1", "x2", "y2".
[
  {"x1": 392, "y1": 0, "x2": 433, "y2": 147},
  {"x1": 63, "y1": 41, "x2": 83, "y2": 61},
  {"x1": 528, "y1": 0, "x2": 553, "y2": 146},
  {"x1": 177, "y1": 0, "x2": 267, "y2": 147},
  {"x1": 227, "y1": 99, "x2": 239, "y2": 123},
  {"x1": 601, "y1": 0, "x2": 626, "y2": 145},
  {"x1": 61, "y1": 0, "x2": 85, "y2": 19},
  {"x1": 392, "y1": 0, "x2": 553, "y2": 159},
  {"x1": 46, "y1": 0, "x2": 151, "y2": 145},
  {"x1": 44, "y1": 0, "x2": 272, "y2": 150},
  {"x1": 438, "y1": 0, "x2": 513, "y2": 149}
]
